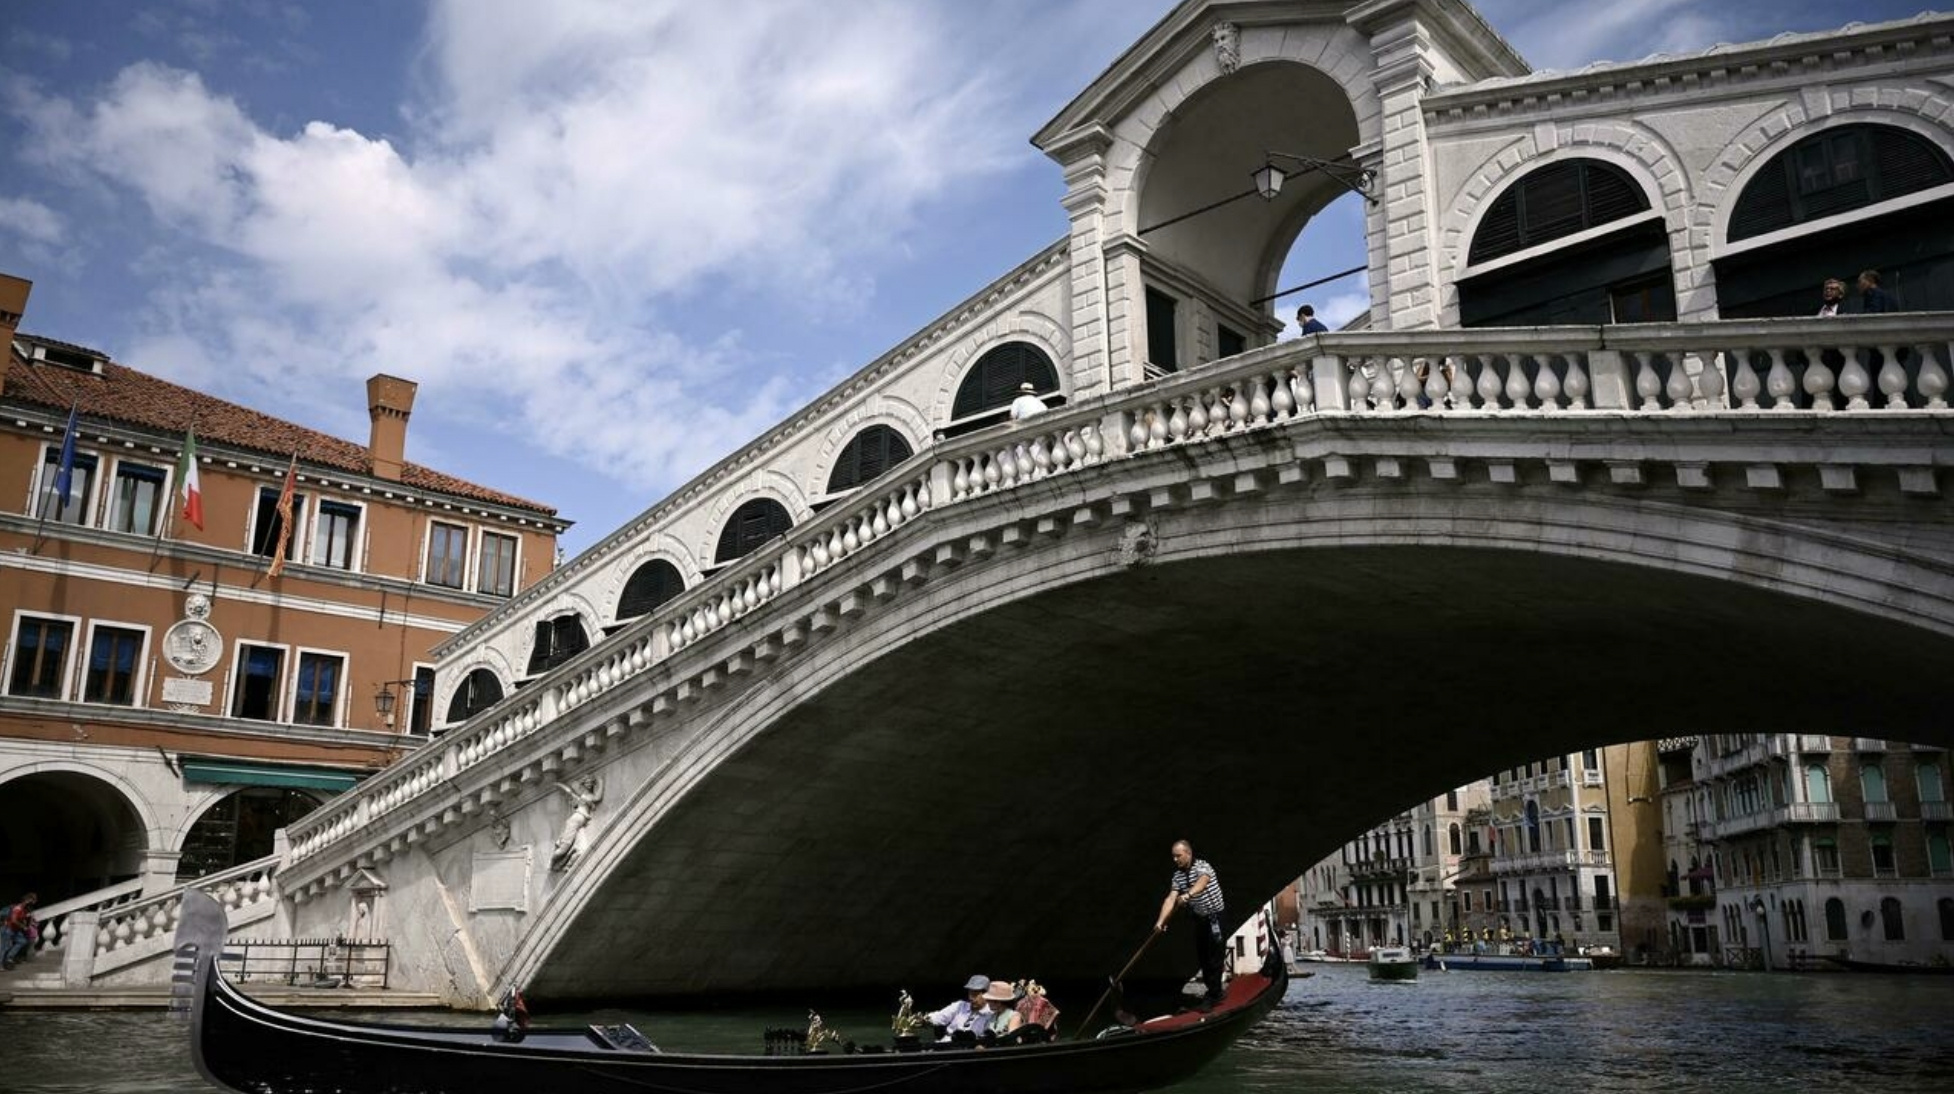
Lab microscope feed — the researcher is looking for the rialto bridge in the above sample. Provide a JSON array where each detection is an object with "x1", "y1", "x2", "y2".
[{"x1": 34, "y1": 1, "x2": 1954, "y2": 1003}]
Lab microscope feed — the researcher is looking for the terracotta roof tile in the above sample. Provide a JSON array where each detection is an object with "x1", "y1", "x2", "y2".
[{"x1": 6, "y1": 338, "x2": 561, "y2": 518}]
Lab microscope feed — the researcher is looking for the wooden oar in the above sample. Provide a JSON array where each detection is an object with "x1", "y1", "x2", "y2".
[{"x1": 1071, "y1": 929, "x2": 1161, "y2": 1040}]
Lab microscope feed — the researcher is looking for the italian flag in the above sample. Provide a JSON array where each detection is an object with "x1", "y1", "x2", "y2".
[{"x1": 177, "y1": 428, "x2": 204, "y2": 531}]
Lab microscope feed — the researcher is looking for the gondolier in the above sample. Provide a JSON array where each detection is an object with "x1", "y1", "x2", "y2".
[{"x1": 1156, "y1": 840, "x2": 1226, "y2": 1011}]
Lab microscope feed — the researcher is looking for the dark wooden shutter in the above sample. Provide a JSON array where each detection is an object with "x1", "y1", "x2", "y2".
[
  {"x1": 1145, "y1": 288, "x2": 1179, "y2": 372},
  {"x1": 715, "y1": 498, "x2": 793, "y2": 563},
  {"x1": 827, "y1": 425, "x2": 913, "y2": 493},
  {"x1": 1731, "y1": 125, "x2": 1954, "y2": 242},
  {"x1": 1469, "y1": 159, "x2": 1651, "y2": 264},
  {"x1": 951, "y1": 343, "x2": 1059, "y2": 420},
  {"x1": 446, "y1": 668, "x2": 503, "y2": 722},
  {"x1": 619, "y1": 560, "x2": 685, "y2": 620}
]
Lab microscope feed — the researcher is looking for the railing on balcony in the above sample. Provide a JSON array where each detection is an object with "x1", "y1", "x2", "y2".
[
  {"x1": 1921, "y1": 801, "x2": 1953, "y2": 822},
  {"x1": 1863, "y1": 801, "x2": 1898, "y2": 822},
  {"x1": 1783, "y1": 802, "x2": 1841, "y2": 823},
  {"x1": 278, "y1": 314, "x2": 1954, "y2": 877},
  {"x1": 1799, "y1": 735, "x2": 1834, "y2": 752}
]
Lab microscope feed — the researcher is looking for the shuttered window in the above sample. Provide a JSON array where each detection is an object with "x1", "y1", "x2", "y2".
[
  {"x1": 1468, "y1": 159, "x2": 1652, "y2": 265},
  {"x1": 527, "y1": 614, "x2": 590, "y2": 675},
  {"x1": 951, "y1": 343, "x2": 1060, "y2": 422},
  {"x1": 617, "y1": 559, "x2": 685, "y2": 620},
  {"x1": 826, "y1": 425, "x2": 914, "y2": 494},
  {"x1": 1730, "y1": 125, "x2": 1953, "y2": 241},
  {"x1": 715, "y1": 498, "x2": 793, "y2": 564}
]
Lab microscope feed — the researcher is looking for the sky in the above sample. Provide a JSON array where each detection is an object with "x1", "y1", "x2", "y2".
[{"x1": 2, "y1": 0, "x2": 1935, "y2": 555}]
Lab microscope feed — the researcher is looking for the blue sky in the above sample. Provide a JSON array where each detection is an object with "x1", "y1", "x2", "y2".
[{"x1": 2, "y1": 0, "x2": 1932, "y2": 554}]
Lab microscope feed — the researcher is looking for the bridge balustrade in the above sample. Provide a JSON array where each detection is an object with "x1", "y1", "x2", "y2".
[{"x1": 276, "y1": 314, "x2": 1954, "y2": 888}]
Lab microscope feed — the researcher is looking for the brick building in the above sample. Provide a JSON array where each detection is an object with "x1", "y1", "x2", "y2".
[{"x1": 0, "y1": 273, "x2": 568, "y2": 906}]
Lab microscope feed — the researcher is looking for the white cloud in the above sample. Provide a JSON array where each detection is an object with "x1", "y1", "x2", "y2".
[
  {"x1": 1474, "y1": 0, "x2": 1747, "y2": 72},
  {"x1": 0, "y1": 196, "x2": 65, "y2": 246},
  {"x1": 8, "y1": 1, "x2": 1027, "y2": 494}
]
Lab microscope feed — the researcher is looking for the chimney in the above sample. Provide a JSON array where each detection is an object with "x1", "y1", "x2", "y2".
[
  {"x1": 0, "y1": 273, "x2": 30, "y2": 349},
  {"x1": 366, "y1": 374, "x2": 417, "y2": 481}
]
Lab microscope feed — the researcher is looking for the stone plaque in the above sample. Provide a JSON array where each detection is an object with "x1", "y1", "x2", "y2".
[
  {"x1": 470, "y1": 847, "x2": 531, "y2": 913},
  {"x1": 164, "y1": 594, "x2": 222, "y2": 676},
  {"x1": 161, "y1": 677, "x2": 214, "y2": 706}
]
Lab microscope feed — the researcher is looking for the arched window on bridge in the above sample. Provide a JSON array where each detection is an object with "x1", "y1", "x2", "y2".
[
  {"x1": 1460, "y1": 158, "x2": 1671, "y2": 326},
  {"x1": 617, "y1": 559, "x2": 685, "y2": 622},
  {"x1": 1880, "y1": 896, "x2": 1906, "y2": 941},
  {"x1": 1449, "y1": 823, "x2": 1462, "y2": 856},
  {"x1": 446, "y1": 668, "x2": 504, "y2": 724},
  {"x1": 1718, "y1": 124, "x2": 1954, "y2": 316},
  {"x1": 527, "y1": 614, "x2": 590, "y2": 676},
  {"x1": 715, "y1": 498, "x2": 794, "y2": 565},
  {"x1": 825, "y1": 425, "x2": 914, "y2": 495},
  {"x1": 943, "y1": 342, "x2": 1061, "y2": 438},
  {"x1": 1824, "y1": 897, "x2": 1848, "y2": 942}
]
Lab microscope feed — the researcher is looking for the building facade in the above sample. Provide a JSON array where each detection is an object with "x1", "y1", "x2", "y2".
[
  {"x1": 0, "y1": 274, "x2": 567, "y2": 908},
  {"x1": 1294, "y1": 782, "x2": 1488, "y2": 955},
  {"x1": 1681, "y1": 734, "x2": 1954, "y2": 969}
]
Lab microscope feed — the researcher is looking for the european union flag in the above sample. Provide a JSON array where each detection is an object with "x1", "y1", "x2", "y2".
[{"x1": 52, "y1": 403, "x2": 78, "y2": 513}]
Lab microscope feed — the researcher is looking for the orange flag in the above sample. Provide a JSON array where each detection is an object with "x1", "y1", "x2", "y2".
[{"x1": 267, "y1": 452, "x2": 298, "y2": 577}]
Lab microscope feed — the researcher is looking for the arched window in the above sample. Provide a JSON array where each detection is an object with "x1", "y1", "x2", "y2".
[
  {"x1": 1422, "y1": 825, "x2": 1434, "y2": 856},
  {"x1": 1880, "y1": 897, "x2": 1906, "y2": 941},
  {"x1": 949, "y1": 342, "x2": 1060, "y2": 426},
  {"x1": 1449, "y1": 823, "x2": 1462, "y2": 856},
  {"x1": 1805, "y1": 764, "x2": 1832, "y2": 803},
  {"x1": 826, "y1": 425, "x2": 914, "y2": 494},
  {"x1": 527, "y1": 614, "x2": 589, "y2": 675},
  {"x1": 617, "y1": 559, "x2": 685, "y2": 621},
  {"x1": 715, "y1": 498, "x2": 793, "y2": 564},
  {"x1": 445, "y1": 668, "x2": 504, "y2": 723},
  {"x1": 1468, "y1": 159, "x2": 1651, "y2": 265},
  {"x1": 1824, "y1": 897, "x2": 1848, "y2": 941},
  {"x1": 1730, "y1": 124, "x2": 1953, "y2": 241}
]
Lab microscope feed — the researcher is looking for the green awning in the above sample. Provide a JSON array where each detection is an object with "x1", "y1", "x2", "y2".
[{"x1": 180, "y1": 759, "x2": 361, "y2": 793}]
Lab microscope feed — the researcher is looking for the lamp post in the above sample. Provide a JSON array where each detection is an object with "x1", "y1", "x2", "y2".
[
  {"x1": 1751, "y1": 897, "x2": 1772, "y2": 971},
  {"x1": 373, "y1": 678, "x2": 423, "y2": 731}
]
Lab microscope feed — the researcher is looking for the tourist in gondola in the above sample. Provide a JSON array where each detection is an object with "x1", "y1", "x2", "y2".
[
  {"x1": 925, "y1": 974, "x2": 993, "y2": 1041},
  {"x1": 1156, "y1": 840, "x2": 1226, "y2": 1011},
  {"x1": 981, "y1": 979, "x2": 1024, "y2": 1041}
]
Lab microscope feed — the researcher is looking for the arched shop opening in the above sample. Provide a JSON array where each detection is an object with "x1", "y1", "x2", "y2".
[{"x1": 0, "y1": 770, "x2": 146, "y2": 902}]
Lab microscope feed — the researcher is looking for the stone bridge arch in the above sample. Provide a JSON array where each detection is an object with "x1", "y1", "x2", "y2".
[{"x1": 495, "y1": 447, "x2": 1954, "y2": 1001}]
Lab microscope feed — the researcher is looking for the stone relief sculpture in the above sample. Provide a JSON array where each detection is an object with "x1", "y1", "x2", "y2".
[
  {"x1": 1212, "y1": 21, "x2": 1241, "y2": 75},
  {"x1": 548, "y1": 776, "x2": 603, "y2": 872}
]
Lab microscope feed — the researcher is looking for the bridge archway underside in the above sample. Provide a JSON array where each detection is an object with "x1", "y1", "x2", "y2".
[{"x1": 479, "y1": 421, "x2": 1953, "y2": 1002}]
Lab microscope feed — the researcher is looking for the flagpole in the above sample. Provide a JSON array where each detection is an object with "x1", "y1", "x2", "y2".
[{"x1": 29, "y1": 401, "x2": 80, "y2": 556}]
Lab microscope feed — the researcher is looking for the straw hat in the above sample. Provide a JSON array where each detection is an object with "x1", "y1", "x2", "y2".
[{"x1": 982, "y1": 980, "x2": 1019, "y2": 1003}]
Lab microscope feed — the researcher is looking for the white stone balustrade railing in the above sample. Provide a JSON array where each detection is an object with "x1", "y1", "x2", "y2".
[
  {"x1": 277, "y1": 314, "x2": 1954, "y2": 878},
  {"x1": 30, "y1": 878, "x2": 145, "y2": 957},
  {"x1": 88, "y1": 856, "x2": 279, "y2": 969}
]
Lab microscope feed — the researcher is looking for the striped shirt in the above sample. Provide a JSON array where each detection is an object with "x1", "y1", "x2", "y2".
[{"x1": 1171, "y1": 859, "x2": 1224, "y2": 917}]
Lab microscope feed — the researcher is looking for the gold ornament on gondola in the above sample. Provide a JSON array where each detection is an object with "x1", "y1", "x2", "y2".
[
  {"x1": 804, "y1": 1010, "x2": 842, "y2": 1051},
  {"x1": 891, "y1": 990, "x2": 928, "y2": 1036}
]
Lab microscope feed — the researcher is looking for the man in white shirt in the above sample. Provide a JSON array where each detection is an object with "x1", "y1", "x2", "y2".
[
  {"x1": 1816, "y1": 278, "x2": 1845, "y2": 317},
  {"x1": 1009, "y1": 383, "x2": 1048, "y2": 421},
  {"x1": 926, "y1": 975, "x2": 993, "y2": 1040}
]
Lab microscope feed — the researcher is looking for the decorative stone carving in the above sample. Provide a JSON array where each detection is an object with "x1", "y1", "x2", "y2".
[
  {"x1": 163, "y1": 593, "x2": 222, "y2": 676},
  {"x1": 548, "y1": 776, "x2": 603, "y2": 872},
  {"x1": 488, "y1": 807, "x2": 512, "y2": 850},
  {"x1": 1118, "y1": 521, "x2": 1157, "y2": 567},
  {"x1": 1212, "y1": 22, "x2": 1240, "y2": 75}
]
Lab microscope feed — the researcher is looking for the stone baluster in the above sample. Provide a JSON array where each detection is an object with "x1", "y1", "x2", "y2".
[
  {"x1": 1274, "y1": 368, "x2": 1301, "y2": 417},
  {"x1": 1146, "y1": 405, "x2": 1169, "y2": 448},
  {"x1": 1837, "y1": 345, "x2": 1872, "y2": 410},
  {"x1": 1504, "y1": 355, "x2": 1533, "y2": 410},
  {"x1": 1802, "y1": 344, "x2": 1836, "y2": 410},
  {"x1": 1185, "y1": 391, "x2": 1209, "y2": 438},
  {"x1": 1476, "y1": 354, "x2": 1505, "y2": 409},
  {"x1": 1563, "y1": 354, "x2": 1591, "y2": 409},
  {"x1": 1764, "y1": 349, "x2": 1797, "y2": 410},
  {"x1": 1533, "y1": 355, "x2": 1562, "y2": 410},
  {"x1": 1373, "y1": 358, "x2": 1399, "y2": 411},
  {"x1": 1875, "y1": 344, "x2": 1908, "y2": 409},
  {"x1": 1663, "y1": 353, "x2": 1695, "y2": 410},
  {"x1": 1249, "y1": 373, "x2": 1273, "y2": 425},
  {"x1": 1632, "y1": 352, "x2": 1663, "y2": 410},
  {"x1": 1425, "y1": 356, "x2": 1452, "y2": 410},
  {"x1": 1696, "y1": 351, "x2": 1726, "y2": 409},
  {"x1": 1084, "y1": 423, "x2": 1106, "y2": 462},
  {"x1": 1731, "y1": 350, "x2": 1762, "y2": 409},
  {"x1": 1918, "y1": 345, "x2": 1949, "y2": 408},
  {"x1": 1164, "y1": 398, "x2": 1188, "y2": 442},
  {"x1": 1230, "y1": 383, "x2": 1252, "y2": 429},
  {"x1": 1347, "y1": 357, "x2": 1372, "y2": 411}
]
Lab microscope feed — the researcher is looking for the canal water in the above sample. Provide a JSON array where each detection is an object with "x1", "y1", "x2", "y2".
[{"x1": 5, "y1": 962, "x2": 1951, "y2": 1092}]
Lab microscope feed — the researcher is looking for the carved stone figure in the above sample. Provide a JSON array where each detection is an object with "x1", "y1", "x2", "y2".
[
  {"x1": 1118, "y1": 521, "x2": 1157, "y2": 568},
  {"x1": 548, "y1": 776, "x2": 603, "y2": 872},
  {"x1": 1212, "y1": 21, "x2": 1241, "y2": 75},
  {"x1": 164, "y1": 594, "x2": 223, "y2": 676}
]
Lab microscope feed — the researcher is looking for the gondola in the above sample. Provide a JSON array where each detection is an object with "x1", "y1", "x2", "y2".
[{"x1": 175, "y1": 891, "x2": 1288, "y2": 1094}]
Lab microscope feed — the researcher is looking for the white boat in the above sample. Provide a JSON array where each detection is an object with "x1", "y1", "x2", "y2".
[{"x1": 1368, "y1": 946, "x2": 1419, "y2": 981}]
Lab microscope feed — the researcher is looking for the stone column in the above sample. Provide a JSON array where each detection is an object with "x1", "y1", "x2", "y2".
[
  {"x1": 1053, "y1": 126, "x2": 1116, "y2": 400},
  {"x1": 1351, "y1": 6, "x2": 1442, "y2": 331},
  {"x1": 140, "y1": 849, "x2": 183, "y2": 896}
]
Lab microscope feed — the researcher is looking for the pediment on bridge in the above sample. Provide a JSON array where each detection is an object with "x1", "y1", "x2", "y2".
[{"x1": 1032, "y1": 0, "x2": 1528, "y2": 159}]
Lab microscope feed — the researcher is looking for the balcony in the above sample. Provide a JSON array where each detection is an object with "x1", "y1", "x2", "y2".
[
  {"x1": 1863, "y1": 801, "x2": 1898, "y2": 822},
  {"x1": 1782, "y1": 802, "x2": 1840, "y2": 823},
  {"x1": 1921, "y1": 801, "x2": 1952, "y2": 822},
  {"x1": 1590, "y1": 895, "x2": 1616, "y2": 911},
  {"x1": 1853, "y1": 737, "x2": 1889, "y2": 752},
  {"x1": 1799, "y1": 735, "x2": 1834, "y2": 752}
]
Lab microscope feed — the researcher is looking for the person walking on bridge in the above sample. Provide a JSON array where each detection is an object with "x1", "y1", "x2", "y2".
[{"x1": 1156, "y1": 840, "x2": 1226, "y2": 1011}]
